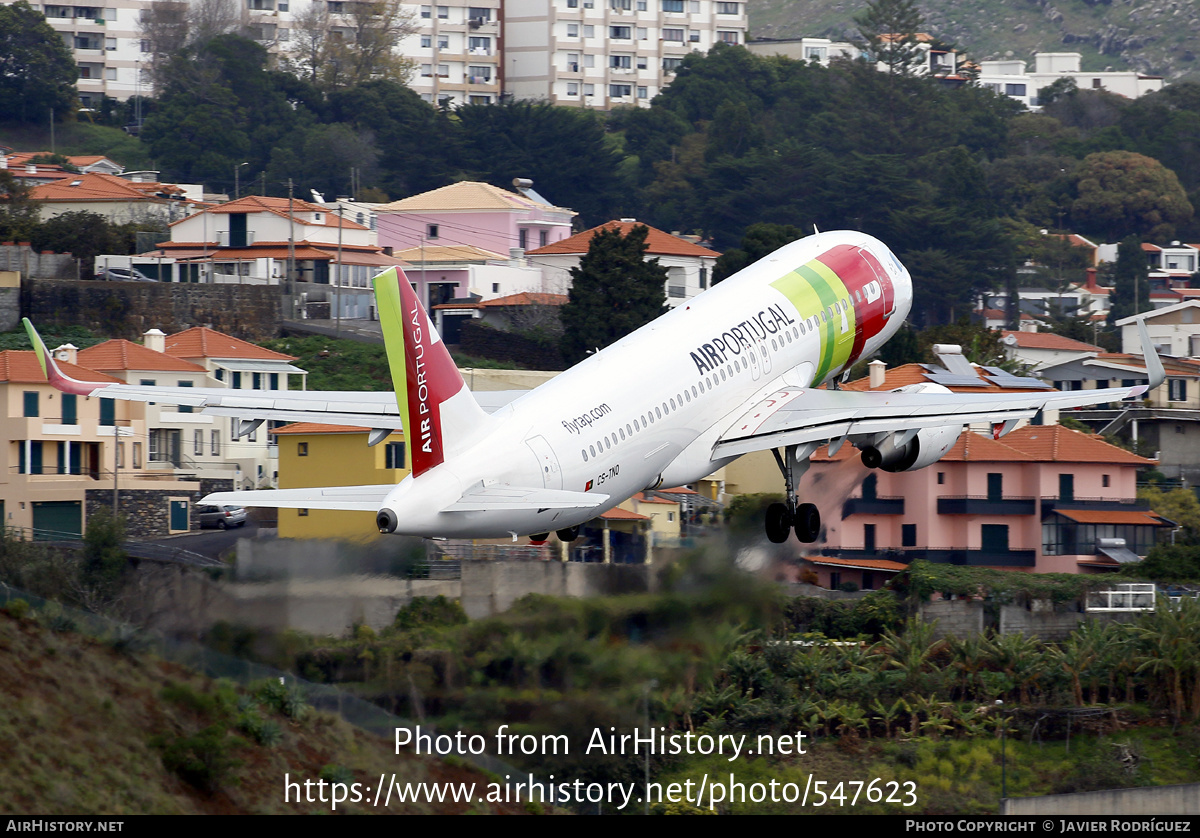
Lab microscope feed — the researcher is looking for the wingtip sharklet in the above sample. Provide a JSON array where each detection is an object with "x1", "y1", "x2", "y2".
[{"x1": 1137, "y1": 319, "x2": 1165, "y2": 391}]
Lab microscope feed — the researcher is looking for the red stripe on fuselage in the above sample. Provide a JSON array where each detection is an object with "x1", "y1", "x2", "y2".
[{"x1": 815, "y1": 244, "x2": 895, "y2": 368}]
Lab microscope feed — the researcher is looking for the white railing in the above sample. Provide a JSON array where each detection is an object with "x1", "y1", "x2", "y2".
[{"x1": 1086, "y1": 583, "x2": 1156, "y2": 612}]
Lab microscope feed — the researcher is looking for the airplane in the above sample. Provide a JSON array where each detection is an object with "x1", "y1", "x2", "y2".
[{"x1": 23, "y1": 230, "x2": 1165, "y2": 545}]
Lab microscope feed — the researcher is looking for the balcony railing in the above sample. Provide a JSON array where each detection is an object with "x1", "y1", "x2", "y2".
[
  {"x1": 1042, "y1": 497, "x2": 1150, "y2": 514},
  {"x1": 842, "y1": 496, "x2": 905, "y2": 517},
  {"x1": 826, "y1": 547, "x2": 1037, "y2": 567},
  {"x1": 937, "y1": 495, "x2": 1036, "y2": 515}
]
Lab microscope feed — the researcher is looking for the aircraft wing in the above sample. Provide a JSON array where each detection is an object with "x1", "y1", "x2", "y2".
[
  {"x1": 445, "y1": 484, "x2": 609, "y2": 512},
  {"x1": 715, "y1": 321, "x2": 1166, "y2": 459},
  {"x1": 202, "y1": 485, "x2": 396, "y2": 511}
]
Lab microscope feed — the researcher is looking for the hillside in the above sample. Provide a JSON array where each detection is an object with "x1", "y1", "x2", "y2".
[
  {"x1": 748, "y1": 0, "x2": 1200, "y2": 82},
  {"x1": 0, "y1": 606, "x2": 523, "y2": 815}
]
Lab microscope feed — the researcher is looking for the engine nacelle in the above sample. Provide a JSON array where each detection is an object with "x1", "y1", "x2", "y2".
[{"x1": 859, "y1": 425, "x2": 963, "y2": 473}]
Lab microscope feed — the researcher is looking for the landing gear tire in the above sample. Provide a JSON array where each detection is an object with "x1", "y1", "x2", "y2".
[
  {"x1": 556, "y1": 526, "x2": 580, "y2": 542},
  {"x1": 794, "y1": 502, "x2": 820, "y2": 544},
  {"x1": 765, "y1": 502, "x2": 792, "y2": 544}
]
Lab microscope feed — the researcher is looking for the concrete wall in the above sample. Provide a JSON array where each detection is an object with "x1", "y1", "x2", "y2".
[
  {"x1": 0, "y1": 243, "x2": 76, "y2": 279},
  {"x1": 1002, "y1": 783, "x2": 1200, "y2": 815},
  {"x1": 26, "y1": 279, "x2": 282, "y2": 343},
  {"x1": 924, "y1": 599, "x2": 1141, "y2": 641},
  {"x1": 459, "y1": 559, "x2": 656, "y2": 619}
]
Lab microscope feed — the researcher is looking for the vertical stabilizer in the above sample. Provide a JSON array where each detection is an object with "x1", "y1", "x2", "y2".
[{"x1": 373, "y1": 268, "x2": 488, "y2": 477}]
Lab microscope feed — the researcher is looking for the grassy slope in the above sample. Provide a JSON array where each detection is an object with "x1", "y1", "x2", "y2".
[
  {"x1": 0, "y1": 122, "x2": 154, "y2": 172},
  {"x1": 749, "y1": 0, "x2": 1200, "y2": 82},
  {"x1": 0, "y1": 609, "x2": 522, "y2": 815}
]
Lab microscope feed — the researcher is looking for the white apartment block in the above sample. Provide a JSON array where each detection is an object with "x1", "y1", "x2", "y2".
[
  {"x1": 505, "y1": 0, "x2": 747, "y2": 108},
  {"x1": 978, "y1": 53, "x2": 1164, "y2": 109}
]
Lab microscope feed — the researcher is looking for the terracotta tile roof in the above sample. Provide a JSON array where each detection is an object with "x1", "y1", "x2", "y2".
[
  {"x1": 1001, "y1": 425, "x2": 1154, "y2": 464},
  {"x1": 377, "y1": 181, "x2": 572, "y2": 214},
  {"x1": 841, "y1": 363, "x2": 1046, "y2": 393},
  {"x1": 807, "y1": 556, "x2": 908, "y2": 571},
  {"x1": 527, "y1": 220, "x2": 720, "y2": 259},
  {"x1": 632, "y1": 492, "x2": 676, "y2": 504},
  {"x1": 270, "y1": 423, "x2": 403, "y2": 436},
  {"x1": 1001, "y1": 331, "x2": 1101, "y2": 352},
  {"x1": 29, "y1": 172, "x2": 172, "y2": 203},
  {"x1": 181, "y1": 195, "x2": 368, "y2": 231},
  {"x1": 393, "y1": 244, "x2": 506, "y2": 263},
  {"x1": 78, "y1": 340, "x2": 207, "y2": 373},
  {"x1": 599, "y1": 507, "x2": 649, "y2": 520},
  {"x1": 0, "y1": 350, "x2": 121, "y2": 384},
  {"x1": 1054, "y1": 509, "x2": 1173, "y2": 526},
  {"x1": 940, "y1": 433, "x2": 1036, "y2": 462},
  {"x1": 433, "y1": 292, "x2": 568, "y2": 310},
  {"x1": 1092, "y1": 353, "x2": 1200, "y2": 376},
  {"x1": 165, "y1": 327, "x2": 297, "y2": 362}
]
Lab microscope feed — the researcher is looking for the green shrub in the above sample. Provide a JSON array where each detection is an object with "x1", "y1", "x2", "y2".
[
  {"x1": 393, "y1": 595, "x2": 469, "y2": 632},
  {"x1": 160, "y1": 726, "x2": 242, "y2": 792}
]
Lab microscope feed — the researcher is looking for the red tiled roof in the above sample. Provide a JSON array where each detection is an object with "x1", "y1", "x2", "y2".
[
  {"x1": 807, "y1": 556, "x2": 908, "y2": 572},
  {"x1": 632, "y1": 493, "x2": 676, "y2": 504},
  {"x1": 433, "y1": 292, "x2": 568, "y2": 310},
  {"x1": 270, "y1": 423, "x2": 403, "y2": 437},
  {"x1": 0, "y1": 350, "x2": 121, "y2": 384},
  {"x1": 1055, "y1": 509, "x2": 1173, "y2": 526},
  {"x1": 1001, "y1": 331, "x2": 1101, "y2": 352},
  {"x1": 600, "y1": 507, "x2": 650, "y2": 520},
  {"x1": 186, "y1": 195, "x2": 368, "y2": 230},
  {"x1": 1001, "y1": 425, "x2": 1153, "y2": 464},
  {"x1": 165, "y1": 327, "x2": 296, "y2": 362},
  {"x1": 527, "y1": 220, "x2": 720, "y2": 258},
  {"x1": 29, "y1": 172, "x2": 173, "y2": 203},
  {"x1": 78, "y1": 340, "x2": 207, "y2": 373}
]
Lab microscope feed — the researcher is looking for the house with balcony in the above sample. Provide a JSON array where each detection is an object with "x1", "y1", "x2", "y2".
[
  {"x1": 804, "y1": 425, "x2": 1170, "y2": 591},
  {"x1": 159, "y1": 326, "x2": 307, "y2": 490},
  {"x1": 392, "y1": 244, "x2": 547, "y2": 316},
  {"x1": 375, "y1": 181, "x2": 576, "y2": 307},
  {"x1": 0, "y1": 349, "x2": 199, "y2": 539},
  {"x1": 526, "y1": 219, "x2": 719, "y2": 307}
]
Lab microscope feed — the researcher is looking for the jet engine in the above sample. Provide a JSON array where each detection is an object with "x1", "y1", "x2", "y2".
[{"x1": 858, "y1": 425, "x2": 962, "y2": 472}]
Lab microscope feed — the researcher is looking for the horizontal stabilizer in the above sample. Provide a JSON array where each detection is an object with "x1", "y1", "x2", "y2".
[
  {"x1": 201, "y1": 485, "x2": 395, "y2": 512},
  {"x1": 446, "y1": 484, "x2": 609, "y2": 512}
]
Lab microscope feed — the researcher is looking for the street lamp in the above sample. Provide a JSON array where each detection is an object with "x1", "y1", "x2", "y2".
[{"x1": 234, "y1": 162, "x2": 249, "y2": 200}]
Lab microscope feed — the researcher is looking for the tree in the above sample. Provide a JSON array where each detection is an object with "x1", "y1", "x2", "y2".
[
  {"x1": 712, "y1": 222, "x2": 803, "y2": 284},
  {"x1": 559, "y1": 225, "x2": 667, "y2": 365},
  {"x1": 287, "y1": 0, "x2": 415, "y2": 91},
  {"x1": 1070, "y1": 150, "x2": 1193, "y2": 242},
  {"x1": 0, "y1": 0, "x2": 77, "y2": 124},
  {"x1": 0, "y1": 171, "x2": 39, "y2": 242},
  {"x1": 854, "y1": 0, "x2": 924, "y2": 78},
  {"x1": 30, "y1": 211, "x2": 126, "y2": 274},
  {"x1": 1108, "y1": 235, "x2": 1149, "y2": 326}
]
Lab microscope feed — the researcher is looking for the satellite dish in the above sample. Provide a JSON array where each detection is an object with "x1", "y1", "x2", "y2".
[{"x1": 1002, "y1": 334, "x2": 1018, "y2": 346}]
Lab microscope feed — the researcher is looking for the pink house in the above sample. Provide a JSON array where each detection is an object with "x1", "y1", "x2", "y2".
[
  {"x1": 374, "y1": 181, "x2": 576, "y2": 264},
  {"x1": 804, "y1": 425, "x2": 1171, "y2": 591}
]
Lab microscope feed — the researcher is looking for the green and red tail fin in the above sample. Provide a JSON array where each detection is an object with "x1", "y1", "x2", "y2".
[
  {"x1": 23, "y1": 318, "x2": 102, "y2": 396},
  {"x1": 373, "y1": 268, "x2": 488, "y2": 478}
]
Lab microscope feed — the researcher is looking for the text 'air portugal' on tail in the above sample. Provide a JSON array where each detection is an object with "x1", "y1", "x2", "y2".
[{"x1": 372, "y1": 267, "x2": 489, "y2": 477}]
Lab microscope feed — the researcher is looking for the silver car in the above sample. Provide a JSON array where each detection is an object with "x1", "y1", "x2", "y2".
[
  {"x1": 196, "y1": 504, "x2": 248, "y2": 529},
  {"x1": 97, "y1": 266, "x2": 155, "y2": 282}
]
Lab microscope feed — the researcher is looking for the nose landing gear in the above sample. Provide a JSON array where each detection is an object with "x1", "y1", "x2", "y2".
[{"x1": 764, "y1": 444, "x2": 822, "y2": 544}]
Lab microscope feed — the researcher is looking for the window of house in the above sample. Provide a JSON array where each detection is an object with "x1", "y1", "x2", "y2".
[
  {"x1": 662, "y1": 27, "x2": 684, "y2": 40},
  {"x1": 211, "y1": 430, "x2": 220, "y2": 456},
  {"x1": 583, "y1": 83, "x2": 595, "y2": 95},
  {"x1": 23, "y1": 391, "x2": 37, "y2": 417},
  {"x1": 420, "y1": 4, "x2": 430, "y2": 16},
  {"x1": 584, "y1": 53, "x2": 596, "y2": 67},
  {"x1": 177, "y1": 379, "x2": 193, "y2": 413},
  {"x1": 567, "y1": 23, "x2": 579, "y2": 37},
  {"x1": 567, "y1": 82, "x2": 579, "y2": 95},
  {"x1": 637, "y1": 86, "x2": 648, "y2": 98},
  {"x1": 468, "y1": 65, "x2": 492, "y2": 81},
  {"x1": 438, "y1": 35, "x2": 449, "y2": 49},
  {"x1": 298, "y1": 508, "x2": 309, "y2": 516},
  {"x1": 519, "y1": 229, "x2": 528, "y2": 249},
  {"x1": 610, "y1": 25, "x2": 631, "y2": 39},
  {"x1": 583, "y1": 24, "x2": 594, "y2": 36},
  {"x1": 663, "y1": 57, "x2": 683, "y2": 72},
  {"x1": 132, "y1": 441, "x2": 142, "y2": 469},
  {"x1": 421, "y1": 35, "x2": 431, "y2": 47},
  {"x1": 717, "y1": 31, "x2": 739, "y2": 44},
  {"x1": 716, "y1": 1, "x2": 739, "y2": 12},
  {"x1": 902, "y1": 523, "x2": 916, "y2": 547},
  {"x1": 662, "y1": 0, "x2": 683, "y2": 11},
  {"x1": 539, "y1": 230, "x2": 548, "y2": 247},
  {"x1": 427, "y1": 224, "x2": 439, "y2": 239},
  {"x1": 1169, "y1": 378, "x2": 1188, "y2": 401},
  {"x1": 194, "y1": 430, "x2": 203, "y2": 456},
  {"x1": 437, "y1": 5, "x2": 448, "y2": 17},
  {"x1": 100, "y1": 398, "x2": 114, "y2": 426},
  {"x1": 609, "y1": 84, "x2": 632, "y2": 98},
  {"x1": 385, "y1": 442, "x2": 406, "y2": 469},
  {"x1": 611, "y1": 54, "x2": 631, "y2": 68},
  {"x1": 298, "y1": 442, "x2": 308, "y2": 456},
  {"x1": 61, "y1": 394, "x2": 76, "y2": 425},
  {"x1": 937, "y1": 471, "x2": 945, "y2": 485},
  {"x1": 468, "y1": 36, "x2": 490, "y2": 52},
  {"x1": 1102, "y1": 474, "x2": 1111, "y2": 488}
]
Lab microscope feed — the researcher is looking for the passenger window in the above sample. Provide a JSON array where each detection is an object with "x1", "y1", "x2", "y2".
[{"x1": 582, "y1": 449, "x2": 588, "y2": 461}]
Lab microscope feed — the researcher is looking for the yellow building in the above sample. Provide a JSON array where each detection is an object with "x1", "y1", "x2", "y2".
[{"x1": 271, "y1": 423, "x2": 409, "y2": 540}]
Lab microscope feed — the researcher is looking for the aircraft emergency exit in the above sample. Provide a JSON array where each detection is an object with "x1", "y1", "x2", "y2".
[{"x1": 24, "y1": 231, "x2": 1165, "y2": 544}]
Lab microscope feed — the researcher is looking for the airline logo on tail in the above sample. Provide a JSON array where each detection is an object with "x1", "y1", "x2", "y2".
[{"x1": 374, "y1": 268, "x2": 469, "y2": 478}]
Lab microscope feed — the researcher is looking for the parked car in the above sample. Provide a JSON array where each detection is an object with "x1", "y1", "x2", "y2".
[
  {"x1": 96, "y1": 266, "x2": 155, "y2": 282},
  {"x1": 196, "y1": 504, "x2": 248, "y2": 529}
]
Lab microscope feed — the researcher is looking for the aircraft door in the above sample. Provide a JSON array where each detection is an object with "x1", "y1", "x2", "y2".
[
  {"x1": 526, "y1": 435, "x2": 563, "y2": 490},
  {"x1": 759, "y1": 343, "x2": 772, "y2": 376}
]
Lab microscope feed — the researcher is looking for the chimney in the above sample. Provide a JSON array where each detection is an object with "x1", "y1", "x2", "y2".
[
  {"x1": 868, "y1": 359, "x2": 886, "y2": 389},
  {"x1": 1085, "y1": 267, "x2": 1099, "y2": 291},
  {"x1": 25, "y1": 164, "x2": 36, "y2": 174},
  {"x1": 53, "y1": 343, "x2": 78, "y2": 365},
  {"x1": 143, "y1": 328, "x2": 166, "y2": 353}
]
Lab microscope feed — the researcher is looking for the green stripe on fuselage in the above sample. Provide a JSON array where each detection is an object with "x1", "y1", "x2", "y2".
[{"x1": 770, "y1": 257, "x2": 856, "y2": 383}]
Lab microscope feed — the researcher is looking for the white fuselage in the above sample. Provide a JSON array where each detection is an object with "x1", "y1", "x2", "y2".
[{"x1": 379, "y1": 232, "x2": 913, "y2": 538}]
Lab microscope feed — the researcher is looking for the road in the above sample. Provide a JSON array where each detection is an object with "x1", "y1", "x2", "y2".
[{"x1": 148, "y1": 520, "x2": 267, "y2": 561}]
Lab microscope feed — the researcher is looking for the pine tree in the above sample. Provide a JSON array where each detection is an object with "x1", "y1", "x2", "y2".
[
  {"x1": 854, "y1": 0, "x2": 924, "y2": 77},
  {"x1": 559, "y1": 225, "x2": 667, "y2": 365},
  {"x1": 1108, "y1": 234, "x2": 1149, "y2": 326}
]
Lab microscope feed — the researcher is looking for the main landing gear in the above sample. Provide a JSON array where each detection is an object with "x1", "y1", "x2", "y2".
[{"x1": 765, "y1": 443, "x2": 821, "y2": 544}]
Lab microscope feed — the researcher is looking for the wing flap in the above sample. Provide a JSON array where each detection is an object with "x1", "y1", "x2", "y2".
[
  {"x1": 201, "y1": 485, "x2": 396, "y2": 511},
  {"x1": 715, "y1": 384, "x2": 1149, "y2": 459},
  {"x1": 446, "y1": 484, "x2": 609, "y2": 512}
]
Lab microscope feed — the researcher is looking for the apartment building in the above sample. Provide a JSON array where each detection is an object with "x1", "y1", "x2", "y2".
[
  {"x1": 505, "y1": 0, "x2": 747, "y2": 108},
  {"x1": 24, "y1": 0, "x2": 147, "y2": 107}
]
